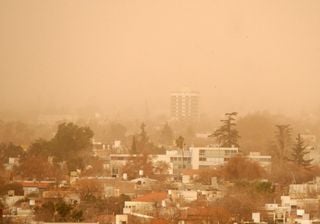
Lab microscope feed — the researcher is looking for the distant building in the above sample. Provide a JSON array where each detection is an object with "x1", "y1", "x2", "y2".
[
  {"x1": 109, "y1": 154, "x2": 144, "y2": 177},
  {"x1": 170, "y1": 88, "x2": 199, "y2": 121},
  {"x1": 190, "y1": 146, "x2": 239, "y2": 169},
  {"x1": 152, "y1": 150, "x2": 192, "y2": 173},
  {"x1": 247, "y1": 152, "x2": 272, "y2": 169},
  {"x1": 123, "y1": 192, "x2": 167, "y2": 216},
  {"x1": 152, "y1": 146, "x2": 239, "y2": 171}
]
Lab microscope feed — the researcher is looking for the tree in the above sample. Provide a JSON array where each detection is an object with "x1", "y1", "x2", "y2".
[
  {"x1": 122, "y1": 154, "x2": 153, "y2": 179},
  {"x1": 0, "y1": 143, "x2": 24, "y2": 163},
  {"x1": 196, "y1": 168, "x2": 222, "y2": 185},
  {"x1": 50, "y1": 122, "x2": 93, "y2": 170},
  {"x1": 209, "y1": 112, "x2": 240, "y2": 147},
  {"x1": 51, "y1": 123, "x2": 93, "y2": 159},
  {"x1": 201, "y1": 206, "x2": 231, "y2": 224},
  {"x1": 70, "y1": 208, "x2": 84, "y2": 222},
  {"x1": 105, "y1": 122, "x2": 127, "y2": 144},
  {"x1": 103, "y1": 194, "x2": 130, "y2": 215},
  {"x1": 80, "y1": 194, "x2": 130, "y2": 220},
  {"x1": 137, "y1": 123, "x2": 148, "y2": 152},
  {"x1": 27, "y1": 138, "x2": 51, "y2": 157},
  {"x1": 270, "y1": 161, "x2": 320, "y2": 185},
  {"x1": 34, "y1": 201, "x2": 55, "y2": 222},
  {"x1": 290, "y1": 134, "x2": 313, "y2": 167},
  {"x1": 223, "y1": 156, "x2": 266, "y2": 181},
  {"x1": 35, "y1": 200, "x2": 84, "y2": 222},
  {"x1": 237, "y1": 111, "x2": 277, "y2": 154},
  {"x1": 14, "y1": 155, "x2": 60, "y2": 180},
  {"x1": 131, "y1": 136, "x2": 137, "y2": 154},
  {"x1": 81, "y1": 157, "x2": 108, "y2": 176},
  {"x1": 133, "y1": 123, "x2": 165, "y2": 154},
  {"x1": 175, "y1": 136, "x2": 185, "y2": 168},
  {"x1": 175, "y1": 136, "x2": 184, "y2": 149},
  {"x1": 272, "y1": 124, "x2": 292, "y2": 163},
  {"x1": 55, "y1": 200, "x2": 74, "y2": 222},
  {"x1": 0, "y1": 121, "x2": 34, "y2": 145},
  {"x1": 75, "y1": 179, "x2": 105, "y2": 201},
  {"x1": 0, "y1": 182, "x2": 24, "y2": 196},
  {"x1": 159, "y1": 123, "x2": 174, "y2": 145},
  {"x1": 153, "y1": 161, "x2": 170, "y2": 175}
]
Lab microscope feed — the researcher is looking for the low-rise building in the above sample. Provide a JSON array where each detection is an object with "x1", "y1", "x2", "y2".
[
  {"x1": 123, "y1": 192, "x2": 167, "y2": 216},
  {"x1": 247, "y1": 152, "x2": 272, "y2": 169},
  {"x1": 190, "y1": 146, "x2": 239, "y2": 169}
]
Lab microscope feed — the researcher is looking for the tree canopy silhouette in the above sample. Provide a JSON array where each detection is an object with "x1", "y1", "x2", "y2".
[{"x1": 209, "y1": 112, "x2": 240, "y2": 147}]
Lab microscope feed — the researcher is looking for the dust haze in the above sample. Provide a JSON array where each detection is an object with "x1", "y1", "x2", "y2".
[{"x1": 1, "y1": 0, "x2": 320, "y2": 119}]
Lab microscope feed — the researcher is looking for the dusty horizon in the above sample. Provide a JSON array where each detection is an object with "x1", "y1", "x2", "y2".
[{"x1": 1, "y1": 0, "x2": 320, "y2": 118}]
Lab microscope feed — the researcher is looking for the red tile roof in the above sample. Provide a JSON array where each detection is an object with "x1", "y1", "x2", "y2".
[{"x1": 20, "y1": 182, "x2": 51, "y2": 189}]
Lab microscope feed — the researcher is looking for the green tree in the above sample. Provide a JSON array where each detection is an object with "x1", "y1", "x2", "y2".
[
  {"x1": 290, "y1": 134, "x2": 313, "y2": 167},
  {"x1": 209, "y1": 112, "x2": 240, "y2": 147}
]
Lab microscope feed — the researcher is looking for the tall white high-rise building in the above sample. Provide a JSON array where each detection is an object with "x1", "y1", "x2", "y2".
[{"x1": 170, "y1": 88, "x2": 199, "y2": 121}]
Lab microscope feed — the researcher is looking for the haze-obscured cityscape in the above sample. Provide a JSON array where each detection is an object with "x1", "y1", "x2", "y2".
[{"x1": 1, "y1": 1, "x2": 320, "y2": 224}]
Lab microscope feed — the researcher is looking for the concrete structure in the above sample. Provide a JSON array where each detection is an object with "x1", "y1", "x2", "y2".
[
  {"x1": 152, "y1": 150, "x2": 192, "y2": 174},
  {"x1": 289, "y1": 183, "x2": 319, "y2": 198},
  {"x1": 116, "y1": 214, "x2": 128, "y2": 224},
  {"x1": 110, "y1": 146, "x2": 238, "y2": 177},
  {"x1": 123, "y1": 192, "x2": 167, "y2": 216},
  {"x1": 152, "y1": 146, "x2": 239, "y2": 172},
  {"x1": 169, "y1": 189, "x2": 198, "y2": 202},
  {"x1": 190, "y1": 146, "x2": 239, "y2": 169},
  {"x1": 247, "y1": 152, "x2": 272, "y2": 169},
  {"x1": 109, "y1": 154, "x2": 144, "y2": 176},
  {"x1": 170, "y1": 88, "x2": 199, "y2": 121}
]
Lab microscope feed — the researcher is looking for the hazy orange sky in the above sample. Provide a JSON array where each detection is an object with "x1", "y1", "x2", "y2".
[{"x1": 1, "y1": 0, "x2": 320, "y2": 117}]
